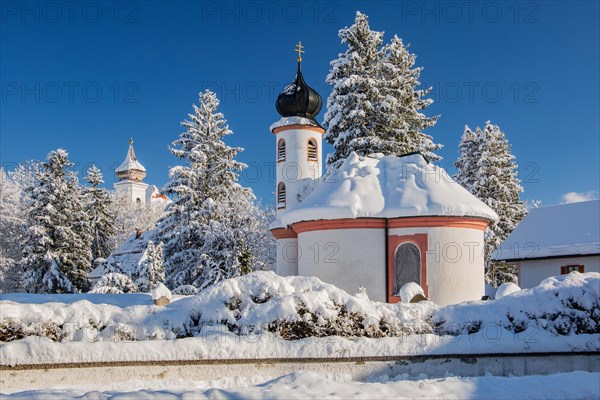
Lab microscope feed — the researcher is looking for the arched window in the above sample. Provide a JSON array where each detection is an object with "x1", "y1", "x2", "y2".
[
  {"x1": 277, "y1": 139, "x2": 286, "y2": 162},
  {"x1": 277, "y1": 182, "x2": 286, "y2": 208},
  {"x1": 307, "y1": 139, "x2": 317, "y2": 161},
  {"x1": 393, "y1": 242, "x2": 421, "y2": 295}
]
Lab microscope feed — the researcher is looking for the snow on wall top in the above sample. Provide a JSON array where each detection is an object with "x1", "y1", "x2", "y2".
[
  {"x1": 278, "y1": 153, "x2": 499, "y2": 226},
  {"x1": 270, "y1": 116, "x2": 320, "y2": 132},
  {"x1": 494, "y1": 200, "x2": 600, "y2": 261}
]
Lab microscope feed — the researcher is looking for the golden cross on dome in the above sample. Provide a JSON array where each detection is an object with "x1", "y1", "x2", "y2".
[{"x1": 295, "y1": 41, "x2": 304, "y2": 62}]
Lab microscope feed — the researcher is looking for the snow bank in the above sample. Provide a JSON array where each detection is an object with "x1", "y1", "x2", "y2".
[
  {"x1": 280, "y1": 153, "x2": 499, "y2": 226},
  {"x1": 0, "y1": 272, "x2": 598, "y2": 365}
]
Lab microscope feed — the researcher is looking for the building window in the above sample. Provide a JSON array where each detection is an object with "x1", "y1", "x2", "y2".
[
  {"x1": 307, "y1": 139, "x2": 317, "y2": 161},
  {"x1": 277, "y1": 182, "x2": 286, "y2": 208},
  {"x1": 393, "y1": 242, "x2": 421, "y2": 295},
  {"x1": 277, "y1": 139, "x2": 286, "y2": 162},
  {"x1": 561, "y1": 265, "x2": 584, "y2": 274}
]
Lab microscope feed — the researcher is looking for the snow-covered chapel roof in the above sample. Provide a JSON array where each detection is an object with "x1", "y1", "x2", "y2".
[
  {"x1": 116, "y1": 139, "x2": 146, "y2": 174},
  {"x1": 278, "y1": 153, "x2": 499, "y2": 227},
  {"x1": 494, "y1": 200, "x2": 600, "y2": 261}
]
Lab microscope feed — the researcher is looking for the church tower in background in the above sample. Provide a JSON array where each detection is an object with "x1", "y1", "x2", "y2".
[{"x1": 114, "y1": 138, "x2": 149, "y2": 205}]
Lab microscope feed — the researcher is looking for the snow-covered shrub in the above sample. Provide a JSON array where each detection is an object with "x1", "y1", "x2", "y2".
[
  {"x1": 174, "y1": 272, "x2": 432, "y2": 340},
  {"x1": 495, "y1": 282, "x2": 521, "y2": 300},
  {"x1": 0, "y1": 319, "x2": 25, "y2": 342},
  {"x1": 133, "y1": 241, "x2": 165, "y2": 292},
  {"x1": 172, "y1": 285, "x2": 198, "y2": 295},
  {"x1": 90, "y1": 273, "x2": 138, "y2": 294},
  {"x1": 433, "y1": 272, "x2": 600, "y2": 336},
  {"x1": 0, "y1": 318, "x2": 61, "y2": 342}
]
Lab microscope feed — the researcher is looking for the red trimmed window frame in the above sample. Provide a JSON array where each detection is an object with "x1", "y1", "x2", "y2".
[{"x1": 387, "y1": 233, "x2": 429, "y2": 303}]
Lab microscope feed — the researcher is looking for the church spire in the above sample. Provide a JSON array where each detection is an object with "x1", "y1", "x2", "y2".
[
  {"x1": 275, "y1": 41, "x2": 322, "y2": 124},
  {"x1": 116, "y1": 138, "x2": 146, "y2": 181}
]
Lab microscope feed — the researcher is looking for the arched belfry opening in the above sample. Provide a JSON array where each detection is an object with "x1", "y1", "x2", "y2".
[{"x1": 393, "y1": 242, "x2": 421, "y2": 295}]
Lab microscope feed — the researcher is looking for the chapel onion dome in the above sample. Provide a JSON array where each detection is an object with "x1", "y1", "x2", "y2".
[
  {"x1": 115, "y1": 138, "x2": 146, "y2": 182},
  {"x1": 275, "y1": 61, "x2": 323, "y2": 125}
]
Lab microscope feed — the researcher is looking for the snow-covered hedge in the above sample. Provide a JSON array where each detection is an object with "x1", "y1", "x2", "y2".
[
  {"x1": 433, "y1": 273, "x2": 600, "y2": 337},
  {"x1": 0, "y1": 271, "x2": 598, "y2": 343}
]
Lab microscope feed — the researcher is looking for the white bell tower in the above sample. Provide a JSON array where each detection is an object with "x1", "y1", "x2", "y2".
[
  {"x1": 114, "y1": 138, "x2": 149, "y2": 205},
  {"x1": 270, "y1": 42, "x2": 324, "y2": 218},
  {"x1": 270, "y1": 42, "x2": 324, "y2": 277}
]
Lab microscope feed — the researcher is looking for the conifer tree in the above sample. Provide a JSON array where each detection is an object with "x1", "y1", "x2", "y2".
[
  {"x1": 324, "y1": 12, "x2": 441, "y2": 172},
  {"x1": 133, "y1": 240, "x2": 165, "y2": 292},
  {"x1": 455, "y1": 122, "x2": 527, "y2": 286},
  {"x1": 324, "y1": 11, "x2": 385, "y2": 172},
  {"x1": 0, "y1": 168, "x2": 27, "y2": 292},
  {"x1": 84, "y1": 165, "x2": 115, "y2": 262},
  {"x1": 378, "y1": 35, "x2": 441, "y2": 160},
  {"x1": 455, "y1": 126, "x2": 478, "y2": 190},
  {"x1": 21, "y1": 149, "x2": 93, "y2": 293},
  {"x1": 156, "y1": 90, "x2": 259, "y2": 290}
]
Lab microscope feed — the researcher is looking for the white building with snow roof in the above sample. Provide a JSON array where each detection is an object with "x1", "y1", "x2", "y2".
[
  {"x1": 494, "y1": 200, "x2": 600, "y2": 288},
  {"x1": 269, "y1": 57, "x2": 498, "y2": 306}
]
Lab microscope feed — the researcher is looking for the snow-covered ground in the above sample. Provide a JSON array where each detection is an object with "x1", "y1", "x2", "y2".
[
  {"x1": 3, "y1": 371, "x2": 599, "y2": 399},
  {"x1": 1, "y1": 271, "x2": 599, "y2": 366}
]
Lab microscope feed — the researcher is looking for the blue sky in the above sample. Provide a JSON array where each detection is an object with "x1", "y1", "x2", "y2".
[{"x1": 1, "y1": 1, "x2": 598, "y2": 206}]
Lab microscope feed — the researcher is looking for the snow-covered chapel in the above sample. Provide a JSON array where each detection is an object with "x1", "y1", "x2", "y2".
[{"x1": 270, "y1": 55, "x2": 499, "y2": 306}]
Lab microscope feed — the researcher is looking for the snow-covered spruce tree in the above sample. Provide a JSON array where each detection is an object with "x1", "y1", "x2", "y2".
[
  {"x1": 324, "y1": 12, "x2": 441, "y2": 172},
  {"x1": 21, "y1": 150, "x2": 93, "y2": 293},
  {"x1": 0, "y1": 168, "x2": 27, "y2": 292},
  {"x1": 133, "y1": 240, "x2": 165, "y2": 292},
  {"x1": 156, "y1": 90, "x2": 259, "y2": 290},
  {"x1": 324, "y1": 11, "x2": 385, "y2": 172},
  {"x1": 247, "y1": 202, "x2": 277, "y2": 271},
  {"x1": 377, "y1": 35, "x2": 441, "y2": 161},
  {"x1": 454, "y1": 126, "x2": 478, "y2": 190},
  {"x1": 84, "y1": 165, "x2": 116, "y2": 262},
  {"x1": 1, "y1": 161, "x2": 42, "y2": 292},
  {"x1": 454, "y1": 122, "x2": 526, "y2": 286}
]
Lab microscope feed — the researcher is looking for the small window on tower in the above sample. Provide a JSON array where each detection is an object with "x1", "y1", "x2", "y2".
[
  {"x1": 277, "y1": 139, "x2": 286, "y2": 162},
  {"x1": 277, "y1": 182, "x2": 286, "y2": 208},
  {"x1": 307, "y1": 139, "x2": 317, "y2": 161}
]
